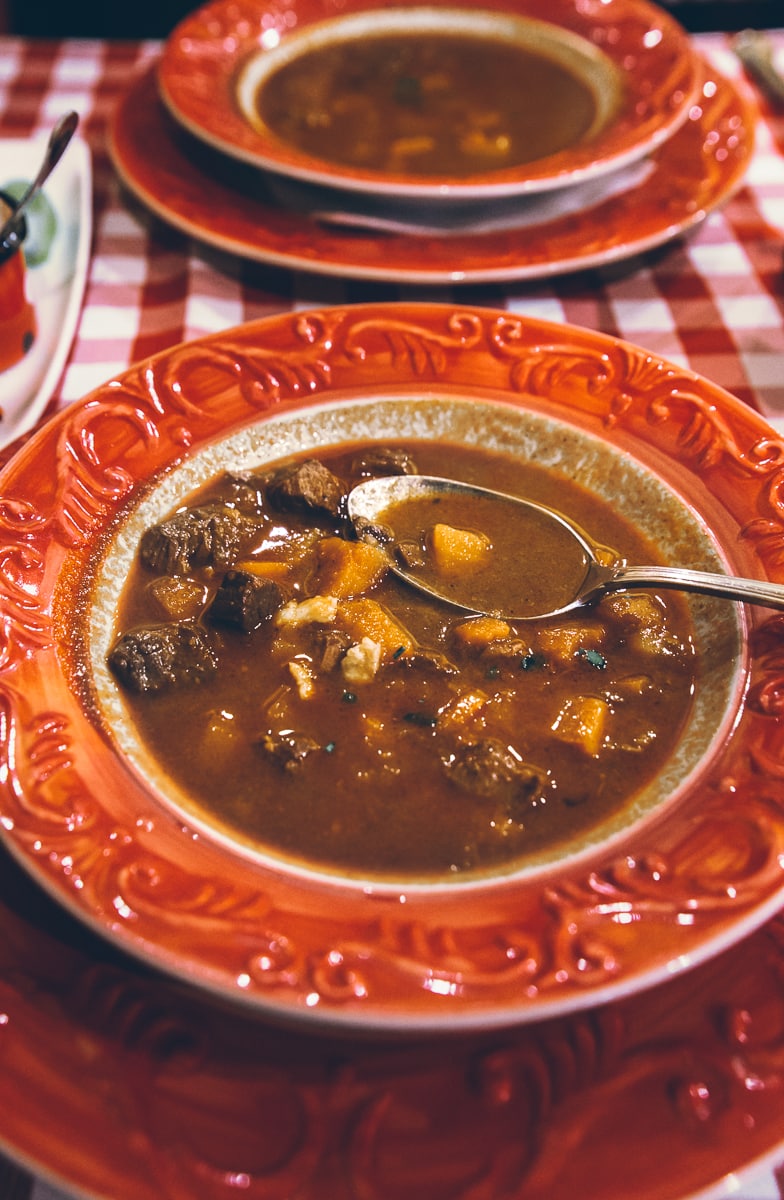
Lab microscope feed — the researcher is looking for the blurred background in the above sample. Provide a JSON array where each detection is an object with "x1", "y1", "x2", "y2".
[{"x1": 0, "y1": 0, "x2": 781, "y2": 40}]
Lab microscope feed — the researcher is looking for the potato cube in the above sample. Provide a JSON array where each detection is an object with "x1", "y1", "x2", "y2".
[
  {"x1": 336, "y1": 598, "x2": 413, "y2": 661},
  {"x1": 615, "y1": 674, "x2": 651, "y2": 695},
  {"x1": 197, "y1": 709, "x2": 240, "y2": 770},
  {"x1": 630, "y1": 626, "x2": 682, "y2": 657},
  {"x1": 149, "y1": 576, "x2": 207, "y2": 620},
  {"x1": 536, "y1": 622, "x2": 604, "y2": 665},
  {"x1": 316, "y1": 536, "x2": 389, "y2": 597},
  {"x1": 429, "y1": 523, "x2": 492, "y2": 575},
  {"x1": 438, "y1": 690, "x2": 488, "y2": 730},
  {"x1": 552, "y1": 695, "x2": 609, "y2": 757},
  {"x1": 604, "y1": 592, "x2": 665, "y2": 632},
  {"x1": 604, "y1": 593, "x2": 681, "y2": 655}
]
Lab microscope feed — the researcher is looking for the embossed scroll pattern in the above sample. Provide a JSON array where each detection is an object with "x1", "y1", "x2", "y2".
[{"x1": 1, "y1": 304, "x2": 783, "y2": 1027}]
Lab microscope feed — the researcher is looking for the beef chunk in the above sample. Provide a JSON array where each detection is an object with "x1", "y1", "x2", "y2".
[
  {"x1": 258, "y1": 731, "x2": 321, "y2": 770},
  {"x1": 108, "y1": 622, "x2": 218, "y2": 693},
  {"x1": 314, "y1": 627, "x2": 354, "y2": 672},
  {"x1": 392, "y1": 647, "x2": 458, "y2": 676},
  {"x1": 140, "y1": 505, "x2": 258, "y2": 575},
  {"x1": 216, "y1": 472, "x2": 266, "y2": 516},
  {"x1": 353, "y1": 516, "x2": 394, "y2": 546},
  {"x1": 444, "y1": 738, "x2": 543, "y2": 801},
  {"x1": 351, "y1": 447, "x2": 419, "y2": 477},
  {"x1": 395, "y1": 540, "x2": 426, "y2": 570},
  {"x1": 267, "y1": 460, "x2": 345, "y2": 518},
  {"x1": 208, "y1": 570, "x2": 284, "y2": 632}
]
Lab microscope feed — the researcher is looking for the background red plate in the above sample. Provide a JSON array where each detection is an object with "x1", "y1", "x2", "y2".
[{"x1": 110, "y1": 61, "x2": 754, "y2": 283}]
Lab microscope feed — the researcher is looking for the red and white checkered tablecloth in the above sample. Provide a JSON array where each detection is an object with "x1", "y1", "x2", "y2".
[
  {"x1": 0, "y1": 31, "x2": 783, "y2": 435},
  {"x1": 0, "y1": 25, "x2": 783, "y2": 1200}
]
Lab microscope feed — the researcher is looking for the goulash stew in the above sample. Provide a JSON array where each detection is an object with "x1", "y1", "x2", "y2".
[
  {"x1": 254, "y1": 33, "x2": 600, "y2": 176},
  {"x1": 108, "y1": 441, "x2": 697, "y2": 879}
]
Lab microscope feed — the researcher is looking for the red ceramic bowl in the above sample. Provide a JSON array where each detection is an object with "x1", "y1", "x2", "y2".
[
  {"x1": 158, "y1": 0, "x2": 701, "y2": 201},
  {"x1": 1, "y1": 303, "x2": 784, "y2": 1036}
]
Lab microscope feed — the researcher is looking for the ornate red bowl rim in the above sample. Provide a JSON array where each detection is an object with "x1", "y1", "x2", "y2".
[{"x1": 2, "y1": 302, "x2": 784, "y2": 1033}]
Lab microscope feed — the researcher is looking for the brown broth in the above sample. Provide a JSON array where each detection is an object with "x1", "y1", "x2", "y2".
[
  {"x1": 378, "y1": 489, "x2": 592, "y2": 616},
  {"x1": 109, "y1": 441, "x2": 697, "y2": 880},
  {"x1": 254, "y1": 32, "x2": 599, "y2": 176}
]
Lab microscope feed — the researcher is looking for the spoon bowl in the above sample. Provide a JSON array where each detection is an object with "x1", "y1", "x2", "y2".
[{"x1": 348, "y1": 474, "x2": 784, "y2": 619}]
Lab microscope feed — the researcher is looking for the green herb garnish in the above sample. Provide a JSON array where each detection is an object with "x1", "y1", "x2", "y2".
[
  {"x1": 577, "y1": 648, "x2": 607, "y2": 669},
  {"x1": 520, "y1": 653, "x2": 545, "y2": 670}
]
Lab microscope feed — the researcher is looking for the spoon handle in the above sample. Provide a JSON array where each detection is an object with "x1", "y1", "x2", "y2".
[
  {"x1": 0, "y1": 111, "x2": 78, "y2": 260},
  {"x1": 14, "y1": 111, "x2": 79, "y2": 213},
  {"x1": 607, "y1": 565, "x2": 784, "y2": 611}
]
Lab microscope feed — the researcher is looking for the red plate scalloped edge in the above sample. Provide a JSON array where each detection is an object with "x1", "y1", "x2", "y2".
[{"x1": 110, "y1": 60, "x2": 755, "y2": 284}]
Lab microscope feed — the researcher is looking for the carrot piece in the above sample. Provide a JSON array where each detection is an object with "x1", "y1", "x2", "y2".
[
  {"x1": 336, "y1": 598, "x2": 413, "y2": 661},
  {"x1": 316, "y1": 536, "x2": 389, "y2": 597},
  {"x1": 452, "y1": 616, "x2": 511, "y2": 647}
]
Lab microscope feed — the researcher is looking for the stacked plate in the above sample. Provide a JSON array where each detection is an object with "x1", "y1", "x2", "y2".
[{"x1": 107, "y1": 0, "x2": 756, "y2": 283}]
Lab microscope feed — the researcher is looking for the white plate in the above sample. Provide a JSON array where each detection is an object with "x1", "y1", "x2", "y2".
[{"x1": 0, "y1": 135, "x2": 91, "y2": 441}]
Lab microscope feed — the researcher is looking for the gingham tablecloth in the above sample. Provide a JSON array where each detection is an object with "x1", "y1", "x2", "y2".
[
  {"x1": 0, "y1": 25, "x2": 783, "y2": 1200},
  {"x1": 0, "y1": 31, "x2": 782, "y2": 429}
]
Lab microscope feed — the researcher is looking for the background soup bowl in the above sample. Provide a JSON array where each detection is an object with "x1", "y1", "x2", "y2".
[{"x1": 158, "y1": 0, "x2": 701, "y2": 201}]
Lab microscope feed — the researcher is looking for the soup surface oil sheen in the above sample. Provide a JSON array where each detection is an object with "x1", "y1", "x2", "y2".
[{"x1": 254, "y1": 32, "x2": 599, "y2": 176}]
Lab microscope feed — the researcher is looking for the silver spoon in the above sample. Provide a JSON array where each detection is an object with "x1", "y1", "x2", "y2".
[
  {"x1": 348, "y1": 474, "x2": 784, "y2": 621},
  {"x1": 0, "y1": 111, "x2": 79, "y2": 261}
]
